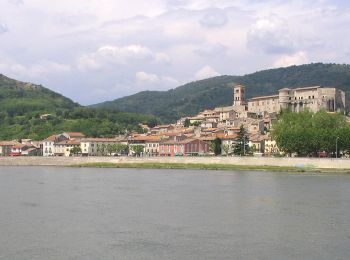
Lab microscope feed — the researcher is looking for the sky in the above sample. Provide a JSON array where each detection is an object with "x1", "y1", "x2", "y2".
[{"x1": 1, "y1": 0, "x2": 350, "y2": 105}]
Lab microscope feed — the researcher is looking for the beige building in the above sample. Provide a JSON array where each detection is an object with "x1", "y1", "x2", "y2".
[
  {"x1": 80, "y1": 138, "x2": 128, "y2": 156},
  {"x1": 234, "y1": 85, "x2": 346, "y2": 115},
  {"x1": 54, "y1": 140, "x2": 81, "y2": 157}
]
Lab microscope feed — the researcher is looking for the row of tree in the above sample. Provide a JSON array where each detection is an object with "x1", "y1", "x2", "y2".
[
  {"x1": 272, "y1": 110, "x2": 350, "y2": 157},
  {"x1": 70, "y1": 144, "x2": 146, "y2": 157}
]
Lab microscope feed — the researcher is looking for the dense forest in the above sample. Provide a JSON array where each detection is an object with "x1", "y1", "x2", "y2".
[
  {"x1": 0, "y1": 74, "x2": 158, "y2": 140},
  {"x1": 92, "y1": 63, "x2": 350, "y2": 122}
]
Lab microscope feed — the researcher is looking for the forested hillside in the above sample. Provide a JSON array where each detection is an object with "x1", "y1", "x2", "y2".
[
  {"x1": 0, "y1": 75, "x2": 158, "y2": 140},
  {"x1": 0, "y1": 74, "x2": 78, "y2": 115},
  {"x1": 92, "y1": 63, "x2": 350, "y2": 122}
]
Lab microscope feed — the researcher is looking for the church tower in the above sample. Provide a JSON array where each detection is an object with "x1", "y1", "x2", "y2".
[{"x1": 233, "y1": 85, "x2": 246, "y2": 106}]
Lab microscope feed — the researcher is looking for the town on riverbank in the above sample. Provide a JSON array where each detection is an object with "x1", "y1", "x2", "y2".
[{"x1": 0, "y1": 85, "x2": 348, "y2": 159}]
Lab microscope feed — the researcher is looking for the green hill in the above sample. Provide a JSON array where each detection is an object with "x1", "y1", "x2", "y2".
[
  {"x1": 0, "y1": 74, "x2": 158, "y2": 140},
  {"x1": 0, "y1": 74, "x2": 79, "y2": 115},
  {"x1": 91, "y1": 63, "x2": 350, "y2": 122}
]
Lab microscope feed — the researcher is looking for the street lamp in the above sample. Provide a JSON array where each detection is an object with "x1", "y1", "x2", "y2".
[
  {"x1": 336, "y1": 136, "x2": 340, "y2": 159},
  {"x1": 243, "y1": 136, "x2": 246, "y2": 156}
]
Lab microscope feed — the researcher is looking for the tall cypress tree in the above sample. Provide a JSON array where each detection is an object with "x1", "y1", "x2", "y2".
[{"x1": 233, "y1": 125, "x2": 250, "y2": 156}]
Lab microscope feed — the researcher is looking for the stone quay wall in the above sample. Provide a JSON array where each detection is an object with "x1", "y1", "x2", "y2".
[{"x1": 1, "y1": 156, "x2": 350, "y2": 169}]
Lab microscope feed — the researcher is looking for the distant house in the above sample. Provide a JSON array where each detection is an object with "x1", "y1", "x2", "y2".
[
  {"x1": 144, "y1": 136, "x2": 162, "y2": 156},
  {"x1": 10, "y1": 143, "x2": 27, "y2": 156},
  {"x1": 80, "y1": 138, "x2": 128, "y2": 156},
  {"x1": 21, "y1": 147, "x2": 41, "y2": 156},
  {"x1": 0, "y1": 141, "x2": 17, "y2": 156},
  {"x1": 159, "y1": 138, "x2": 209, "y2": 156},
  {"x1": 249, "y1": 134, "x2": 268, "y2": 154},
  {"x1": 54, "y1": 140, "x2": 81, "y2": 157},
  {"x1": 40, "y1": 114, "x2": 53, "y2": 120},
  {"x1": 221, "y1": 134, "x2": 238, "y2": 155},
  {"x1": 43, "y1": 134, "x2": 68, "y2": 156},
  {"x1": 150, "y1": 125, "x2": 175, "y2": 135},
  {"x1": 128, "y1": 135, "x2": 162, "y2": 156}
]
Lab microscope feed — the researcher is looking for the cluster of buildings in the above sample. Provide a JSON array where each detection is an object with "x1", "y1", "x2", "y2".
[{"x1": 0, "y1": 85, "x2": 346, "y2": 157}]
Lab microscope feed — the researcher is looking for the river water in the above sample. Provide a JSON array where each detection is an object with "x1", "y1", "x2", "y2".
[{"x1": 0, "y1": 167, "x2": 349, "y2": 260}]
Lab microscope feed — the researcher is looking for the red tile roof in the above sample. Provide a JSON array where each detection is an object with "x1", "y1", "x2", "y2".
[
  {"x1": 56, "y1": 140, "x2": 81, "y2": 145},
  {"x1": 44, "y1": 135, "x2": 57, "y2": 141},
  {"x1": 64, "y1": 132, "x2": 85, "y2": 137},
  {"x1": 0, "y1": 141, "x2": 18, "y2": 146}
]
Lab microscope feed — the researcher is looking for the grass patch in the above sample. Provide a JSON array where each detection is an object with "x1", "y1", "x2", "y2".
[{"x1": 74, "y1": 162, "x2": 313, "y2": 172}]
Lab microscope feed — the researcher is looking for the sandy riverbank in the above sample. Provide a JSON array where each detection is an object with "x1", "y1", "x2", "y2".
[{"x1": 1, "y1": 156, "x2": 350, "y2": 172}]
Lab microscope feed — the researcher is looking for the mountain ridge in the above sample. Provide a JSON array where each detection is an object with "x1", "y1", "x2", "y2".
[{"x1": 91, "y1": 63, "x2": 350, "y2": 122}]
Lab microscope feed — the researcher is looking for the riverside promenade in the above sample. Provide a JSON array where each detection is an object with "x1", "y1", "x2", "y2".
[{"x1": 1, "y1": 156, "x2": 350, "y2": 170}]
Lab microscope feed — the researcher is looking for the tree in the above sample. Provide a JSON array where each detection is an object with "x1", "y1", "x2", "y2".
[
  {"x1": 70, "y1": 146, "x2": 81, "y2": 156},
  {"x1": 222, "y1": 144, "x2": 231, "y2": 156},
  {"x1": 115, "y1": 144, "x2": 129, "y2": 155},
  {"x1": 233, "y1": 125, "x2": 250, "y2": 156},
  {"x1": 97, "y1": 144, "x2": 107, "y2": 156},
  {"x1": 106, "y1": 144, "x2": 117, "y2": 156},
  {"x1": 272, "y1": 110, "x2": 347, "y2": 157},
  {"x1": 147, "y1": 117, "x2": 159, "y2": 128},
  {"x1": 210, "y1": 138, "x2": 222, "y2": 156},
  {"x1": 184, "y1": 118, "x2": 191, "y2": 127},
  {"x1": 132, "y1": 145, "x2": 144, "y2": 156}
]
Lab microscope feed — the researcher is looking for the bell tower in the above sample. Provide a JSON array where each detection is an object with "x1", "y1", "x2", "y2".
[{"x1": 233, "y1": 85, "x2": 246, "y2": 106}]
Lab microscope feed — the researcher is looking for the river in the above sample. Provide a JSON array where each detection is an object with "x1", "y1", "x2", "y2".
[{"x1": 0, "y1": 167, "x2": 349, "y2": 259}]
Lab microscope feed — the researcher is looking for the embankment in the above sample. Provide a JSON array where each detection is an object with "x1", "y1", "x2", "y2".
[{"x1": 1, "y1": 156, "x2": 350, "y2": 172}]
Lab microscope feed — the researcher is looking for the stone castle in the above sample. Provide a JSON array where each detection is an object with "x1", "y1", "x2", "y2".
[{"x1": 233, "y1": 85, "x2": 346, "y2": 115}]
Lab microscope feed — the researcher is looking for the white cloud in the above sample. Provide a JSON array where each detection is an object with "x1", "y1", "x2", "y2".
[
  {"x1": 194, "y1": 65, "x2": 220, "y2": 80},
  {"x1": 273, "y1": 51, "x2": 309, "y2": 68},
  {"x1": 136, "y1": 71, "x2": 179, "y2": 87},
  {"x1": 0, "y1": 57, "x2": 71, "y2": 79},
  {"x1": 77, "y1": 44, "x2": 169, "y2": 71},
  {"x1": 247, "y1": 15, "x2": 294, "y2": 54},
  {"x1": 136, "y1": 71, "x2": 159, "y2": 84},
  {"x1": 1, "y1": 0, "x2": 350, "y2": 104}
]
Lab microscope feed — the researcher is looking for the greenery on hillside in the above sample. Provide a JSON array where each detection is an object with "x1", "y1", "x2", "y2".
[
  {"x1": 91, "y1": 63, "x2": 350, "y2": 122},
  {"x1": 0, "y1": 74, "x2": 78, "y2": 115},
  {"x1": 272, "y1": 110, "x2": 350, "y2": 157},
  {"x1": 0, "y1": 74, "x2": 159, "y2": 140},
  {"x1": 91, "y1": 76, "x2": 236, "y2": 122},
  {"x1": 0, "y1": 107, "x2": 158, "y2": 140}
]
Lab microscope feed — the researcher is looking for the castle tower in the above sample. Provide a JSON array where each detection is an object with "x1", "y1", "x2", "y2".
[
  {"x1": 278, "y1": 88, "x2": 290, "y2": 110},
  {"x1": 233, "y1": 85, "x2": 246, "y2": 106}
]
